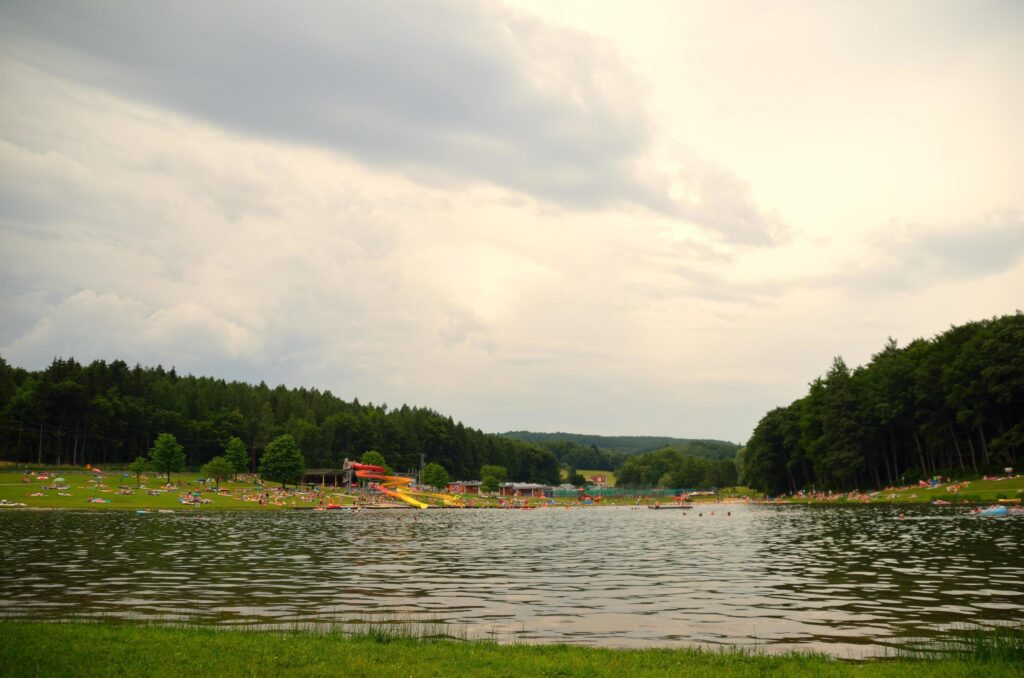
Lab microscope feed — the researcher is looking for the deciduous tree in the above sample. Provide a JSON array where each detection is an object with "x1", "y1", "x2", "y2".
[
  {"x1": 149, "y1": 433, "x2": 185, "y2": 485},
  {"x1": 201, "y1": 455, "x2": 235, "y2": 489},
  {"x1": 128, "y1": 456, "x2": 150, "y2": 488},
  {"x1": 361, "y1": 450, "x2": 386, "y2": 468},
  {"x1": 260, "y1": 434, "x2": 306, "y2": 488},
  {"x1": 421, "y1": 462, "x2": 449, "y2": 489},
  {"x1": 480, "y1": 464, "x2": 507, "y2": 483},
  {"x1": 223, "y1": 436, "x2": 249, "y2": 477}
]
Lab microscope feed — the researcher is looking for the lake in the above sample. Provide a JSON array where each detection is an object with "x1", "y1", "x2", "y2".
[{"x1": 1, "y1": 504, "x2": 1021, "y2": 657}]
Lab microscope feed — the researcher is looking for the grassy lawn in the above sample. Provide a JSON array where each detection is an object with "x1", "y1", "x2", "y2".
[
  {"x1": 709, "y1": 486, "x2": 762, "y2": 500},
  {"x1": 871, "y1": 476, "x2": 1024, "y2": 503},
  {"x1": 1, "y1": 621, "x2": 1021, "y2": 678},
  {"x1": 777, "y1": 476, "x2": 1024, "y2": 505},
  {"x1": 578, "y1": 469, "x2": 616, "y2": 485},
  {"x1": 0, "y1": 468, "x2": 554, "y2": 511},
  {"x1": 0, "y1": 470, "x2": 350, "y2": 511},
  {"x1": 3, "y1": 463, "x2": 1019, "y2": 511}
]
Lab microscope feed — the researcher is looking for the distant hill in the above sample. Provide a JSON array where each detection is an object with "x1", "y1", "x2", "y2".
[{"x1": 501, "y1": 431, "x2": 741, "y2": 461}]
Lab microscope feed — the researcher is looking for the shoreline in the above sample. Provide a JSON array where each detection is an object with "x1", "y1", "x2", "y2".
[
  {"x1": 3, "y1": 468, "x2": 1021, "y2": 513},
  {"x1": 0, "y1": 499, "x2": 1016, "y2": 512}
]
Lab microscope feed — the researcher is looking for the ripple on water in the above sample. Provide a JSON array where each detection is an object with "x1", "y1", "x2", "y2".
[{"x1": 0, "y1": 505, "x2": 1022, "y2": 657}]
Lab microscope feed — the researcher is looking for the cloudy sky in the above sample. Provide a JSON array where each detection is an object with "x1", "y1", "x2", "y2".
[{"x1": 1, "y1": 1, "x2": 1022, "y2": 443}]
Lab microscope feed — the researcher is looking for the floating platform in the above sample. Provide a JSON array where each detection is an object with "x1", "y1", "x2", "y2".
[{"x1": 647, "y1": 504, "x2": 694, "y2": 510}]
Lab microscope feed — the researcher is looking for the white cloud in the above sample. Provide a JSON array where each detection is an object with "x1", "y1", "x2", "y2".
[
  {"x1": 142, "y1": 302, "x2": 262, "y2": 362},
  {"x1": 1, "y1": 289, "x2": 266, "y2": 370},
  {"x1": 1, "y1": 2, "x2": 1022, "y2": 442},
  {"x1": 0, "y1": 0, "x2": 790, "y2": 244},
  {"x1": 2, "y1": 290, "x2": 147, "y2": 366}
]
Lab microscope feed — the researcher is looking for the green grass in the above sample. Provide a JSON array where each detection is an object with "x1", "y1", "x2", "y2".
[
  {"x1": 0, "y1": 621, "x2": 1020, "y2": 678},
  {"x1": 777, "y1": 476, "x2": 1024, "y2": 505},
  {"x1": 709, "y1": 486, "x2": 764, "y2": 500},
  {"x1": 4, "y1": 465, "x2": 1020, "y2": 511},
  {"x1": 0, "y1": 468, "x2": 648, "y2": 510},
  {"x1": 895, "y1": 625, "x2": 1024, "y2": 663},
  {"x1": 0, "y1": 471, "x2": 344, "y2": 511},
  {"x1": 557, "y1": 469, "x2": 617, "y2": 485},
  {"x1": 578, "y1": 469, "x2": 616, "y2": 486},
  {"x1": 874, "y1": 476, "x2": 1024, "y2": 503}
]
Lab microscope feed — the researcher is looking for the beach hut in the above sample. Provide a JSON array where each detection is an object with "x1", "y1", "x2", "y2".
[
  {"x1": 498, "y1": 482, "x2": 553, "y2": 498},
  {"x1": 302, "y1": 468, "x2": 350, "y2": 488},
  {"x1": 447, "y1": 480, "x2": 482, "y2": 494}
]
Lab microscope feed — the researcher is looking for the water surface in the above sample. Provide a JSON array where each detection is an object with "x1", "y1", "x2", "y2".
[{"x1": 1, "y1": 504, "x2": 1021, "y2": 656}]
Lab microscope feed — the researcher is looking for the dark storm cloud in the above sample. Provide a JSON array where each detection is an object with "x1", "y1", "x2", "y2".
[{"x1": 0, "y1": 0, "x2": 786, "y2": 244}]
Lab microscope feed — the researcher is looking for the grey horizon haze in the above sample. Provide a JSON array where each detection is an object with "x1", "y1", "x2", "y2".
[{"x1": 1, "y1": 0, "x2": 1022, "y2": 443}]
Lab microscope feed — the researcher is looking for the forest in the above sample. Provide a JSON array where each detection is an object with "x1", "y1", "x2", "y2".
[
  {"x1": 740, "y1": 312, "x2": 1024, "y2": 495},
  {"x1": 0, "y1": 357, "x2": 560, "y2": 484},
  {"x1": 615, "y1": 447, "x2": 739, "y2": 489},
  {"x1": 506, "y1": 438, "x2": 627, "y2": 472},
  {"x1": 503, "y1": 431, "x2": 740, "y2": 459},
  {"x1": 501, "y1": 433, "x2": 741, "y2": 485}
]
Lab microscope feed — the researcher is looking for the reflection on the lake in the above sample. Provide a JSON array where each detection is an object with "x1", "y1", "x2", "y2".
[{"x1": 0, "y1": 505, "x2": 1021, "y2": 656}]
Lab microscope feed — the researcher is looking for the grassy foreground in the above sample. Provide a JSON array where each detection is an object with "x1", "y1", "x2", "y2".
[{"x1": 0, "y1": 622, "x2": 1021, "y2": 678}]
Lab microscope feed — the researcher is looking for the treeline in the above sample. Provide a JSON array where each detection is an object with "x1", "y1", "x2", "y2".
[
  {"x1": 616, "y1": 447, "x2": 738, "y2": 489},
  {"x1": 503, "y1": 431, "x2": 740, "y2": 462},
  {"x1": 0, "y1": 356, "x2": 560, "y2": 484},
  {"x1": 529, "y1": 439, "x2": 627, "y2": 471},
  {"x1": 741, "y1": 312, "x2": 1024, "y2": 495}
]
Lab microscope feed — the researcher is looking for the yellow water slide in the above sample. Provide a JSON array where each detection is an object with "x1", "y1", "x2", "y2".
[
  {"x1": 400, "y1": 488, "x2": 464, "y2": 507},
  {"x1": 377, "y1": 485, "x2": 430, "y2": 509},
  {"x1": 352, "y1": 463, "x2": 431, "y2": 509}
]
